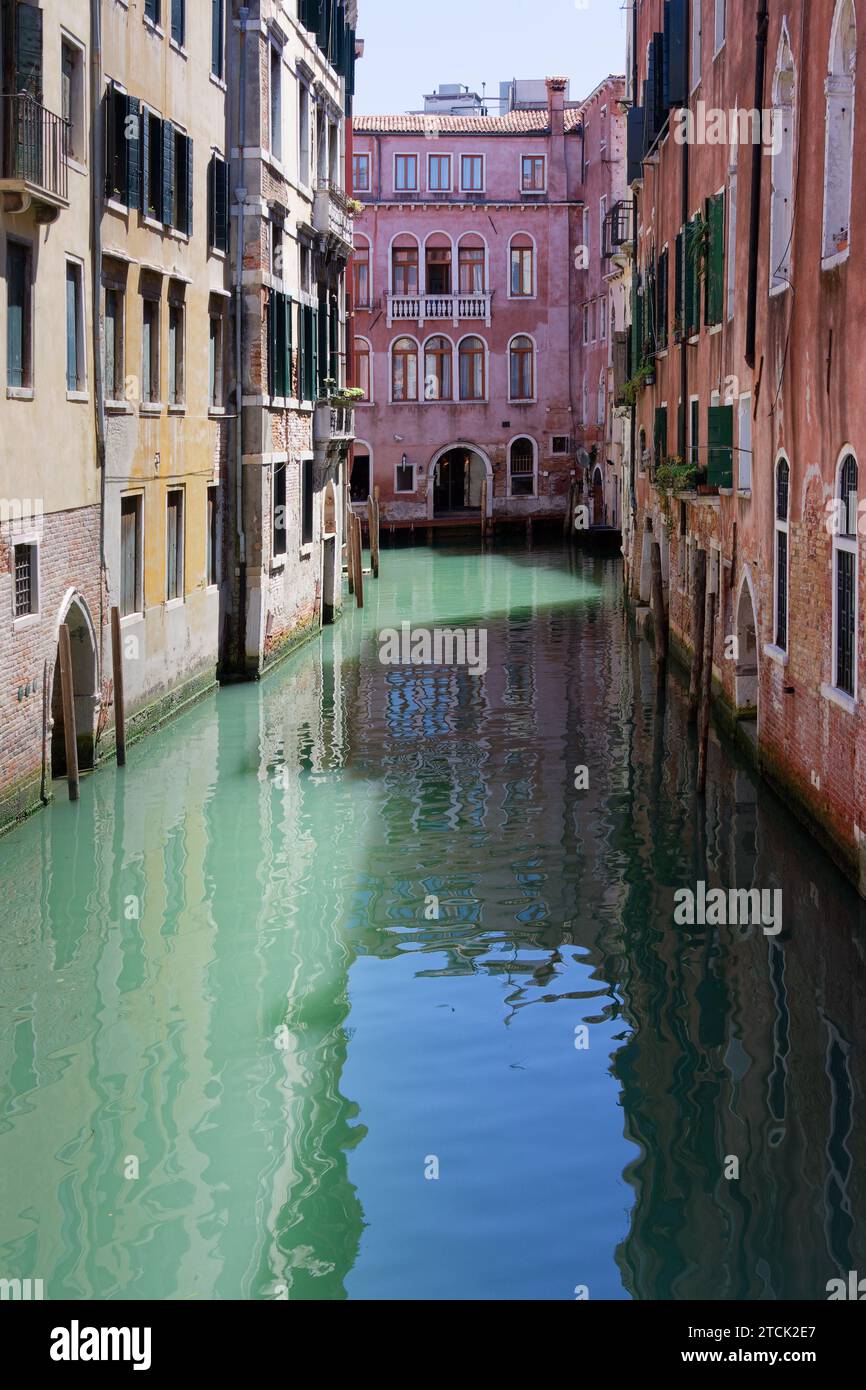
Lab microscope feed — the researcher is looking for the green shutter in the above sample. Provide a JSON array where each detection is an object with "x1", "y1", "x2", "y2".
[
  {"x1": 707, "y1": 404, "x2": 734, "y2": 487},
  {"x1": 705, "y1": 192, "x2": 725, "y2": 326},
  {"x1": 631, "y1": 279, "x2": 644, "y2": 372},
  {"x1": 685, "y1": 215, "x2": 701, "y2": 336},
  {"x1": 141, "y1": 107, "x2": 151, "y2": 211},
  {"x1": 207, "y1": 154, "x2": 214, "y2": 247},
  {"x1": 654, "y1": 405, "x2": 668, "y2": 467},
  {"x1": 15, "y1": 2, "x2": 44, "y2": 101},
  {"x1": 284, "y1": 295, "x2": 293, "y2": 396},
  {"x1": 657, "y1": 247, "x2": 668, "y2": 349},
  {"x1": 162, "y1": 121, "x2": 175, "y2": 226},
  {"x1": 268, "y1": 293, "x2": 277, "y2": 395},
  {"x1": 311, "y1": 307, "x2": 319, "y2": 398},
  {"x1": 674, "y1": 230, "x2": 683, "y2": 335},
  {"x1": 126, "y1": 96, "x2": 141, "y2": 211},
  {"x1": 183, "y1": 135, "x2": 193, "y2": 236}
]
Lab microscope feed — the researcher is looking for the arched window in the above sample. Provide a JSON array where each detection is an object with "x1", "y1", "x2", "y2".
[
  {"x1": 834, "y1": 452, "x2": 858, "y2": 696},
  {"x1": 391, "y1": 240, "x2": 419, "y2": 296},
  {"x1": 822, "y1": 0, "x2": 857, "y2": 263},
  {"x1": 424, "y1": 335, "x2": 452, "y2": 401},
  {"x1": 425, "y1": 235, "x2": 452, "y2": 295},
  {"x1": 391, "y1": 337, "x2": 418, "y2": 401},
  {"x1": 509, "y1": 235, "x2": 534, "y2": 297},
  {"x1": 774, "y1": 456, "x2": 790, "y2": 650},
  {"x1": 770, "y1": 28, "x2": 796, "y2": 290},
  {"x1": 509, "y1": 335, "x2": 534, "y2": 400},
  {"x1": 597, "y1": 368, "x2": 606, "y2": 425},
  {"x1": 354, "y1": 337, "x2": 371, "y2": 400},
  {"x1": 458, "y1": 237, "x2": 486, "y2": 293},
  {"x1": 509, "y1": 437, "x2": 535, "y2": 496},
  {"x1": 458, "y1": 336, "x2": 485, "y2": 400}
]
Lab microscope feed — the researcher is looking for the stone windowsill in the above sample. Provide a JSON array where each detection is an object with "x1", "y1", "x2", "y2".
[
  {"x1": 820, "y1": 683, "x2": 857, "y2": 715},
  {"x1": 13, "y1": 613, "x2": 40, "y2": 633},
  {"x1": 105, "y1": 400, "x2": 134, "y2": 414},
  {"x1": 763, "y1": 643, "x2": 789, "y2": 668},
  {"x1": 7, "y1": 386, "x2": 34, "y2": 400}
]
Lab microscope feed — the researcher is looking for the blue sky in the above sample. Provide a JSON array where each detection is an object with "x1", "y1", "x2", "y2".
[{"x1": 354, "y1": 0, "x2": 628, "y2": 115}]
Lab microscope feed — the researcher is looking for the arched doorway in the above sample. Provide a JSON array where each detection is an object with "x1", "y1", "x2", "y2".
[
  {"x1": 431, "y1": 446, "x2": 487, "y2": 516},
  {"x1": 735, "y1": 577, "x2": 759, "y2": 715},
  {"x1": 51, "y1": 596, "x2": 98, "y2": 777},
  {"x1": 592, "y1": 467, "x2": 605, "y2": 526},
  {"x1": 322, "y1": 482, "x2": 337, "y2": 625}
]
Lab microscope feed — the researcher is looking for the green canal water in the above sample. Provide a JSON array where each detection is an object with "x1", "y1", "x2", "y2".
[{"x1": 1, "y1": 543, "x2": 865, "y2": 1301}]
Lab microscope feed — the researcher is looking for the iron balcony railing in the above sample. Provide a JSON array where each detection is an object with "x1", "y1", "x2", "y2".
[
  {"x1": 603, "y1": 200, "x2": 634, "y2": 259},
  {"x1": 1, "y1": 93, "x2": 70, "y2": 203}
]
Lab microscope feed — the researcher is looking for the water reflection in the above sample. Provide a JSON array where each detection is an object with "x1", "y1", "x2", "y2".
[{"x1": 0, "y1": 544, "x2": 864, "y2": 1301}]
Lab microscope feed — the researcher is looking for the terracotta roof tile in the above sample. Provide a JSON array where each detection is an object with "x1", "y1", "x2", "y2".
[{"x1": 353, "y1": 109, "x2": 585, "y2": 135}]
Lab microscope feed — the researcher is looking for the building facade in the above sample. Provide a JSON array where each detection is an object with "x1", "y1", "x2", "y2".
[
  {"x1": 349, "y1": 77, "x2": 624, "y2": 533},
  {"x1": 228, "y1": 0, "x2": 357, "y2": 676},
  {"x1": 628, "y1": 0, "x2": 866, "y2": 896},
  {"x1": 0, "y1": 0, "x2": 103, "y2": 827}
]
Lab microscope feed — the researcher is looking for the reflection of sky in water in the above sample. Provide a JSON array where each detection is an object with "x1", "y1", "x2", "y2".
[{"x1": 0, "y1": 544, "x2": 865, "y2": 1301}]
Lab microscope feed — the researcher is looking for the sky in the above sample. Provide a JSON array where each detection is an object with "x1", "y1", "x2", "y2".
[{"x1": 354, "y1": 0, "x2": 629, "y2": 115}]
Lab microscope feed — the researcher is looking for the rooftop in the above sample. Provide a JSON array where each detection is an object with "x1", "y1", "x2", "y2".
[{"x1": 353, "y1": 108, "x2": 584, "y2": 135}]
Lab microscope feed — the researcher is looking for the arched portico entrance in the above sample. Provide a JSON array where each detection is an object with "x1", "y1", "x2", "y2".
[
  {"x1": 428, "y1": 445, "x2": 491, "y2": 518},
  {"x1": 735, "y1": 574, "x2": 759, "y2": 715},
  {"x1": 51, "y1": 593, "x2": 99, "y2": 776}
]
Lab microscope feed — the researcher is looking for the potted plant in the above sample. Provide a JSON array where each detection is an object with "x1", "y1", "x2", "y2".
[
  {"x1": 622, "y1": 358, "x2": 656, "y2": 407},
  {"x1": 653, "y1": 455, "x2": 697, "y2": 536}
]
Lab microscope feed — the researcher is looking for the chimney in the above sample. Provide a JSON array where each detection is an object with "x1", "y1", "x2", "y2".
[{"x1": 546, "y1": 77, "x2": 567, "y2": 137}]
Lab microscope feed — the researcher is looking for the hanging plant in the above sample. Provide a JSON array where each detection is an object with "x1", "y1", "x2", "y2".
[
  {"x1": 653, "y1": 455, "x2": 697, "y2": 537},
  {"x1": 622, "y1": 358, "x2": 656, "y2": 408},
  {"x1": 686, "y1": 214, "x2": 710, "y2": 282}
]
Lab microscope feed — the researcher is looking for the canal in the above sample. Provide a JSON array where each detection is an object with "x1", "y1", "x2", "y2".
[{"x1": 1, "y1": 542, "x2": 865, "y2": 1301}]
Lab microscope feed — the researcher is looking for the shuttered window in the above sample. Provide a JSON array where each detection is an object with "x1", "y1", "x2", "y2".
[
  {"x1": 171, "y1": 0, "x2": 185, "y2": 46},
  {"x1": 6, "y1": 241, "x2": 31, "y2": 389},
  {"x1": 705, "y1": 192, "x2": 725, "y2": 327},
  {"x1": 120, "y1": 495, "x2": 142, "y2": 616},
  {"x1": 207, "y1": 154, "x2": 230, "y2": 252},
  {"x1": 630, "y1": 277, "x2": 643, "y2": 372},
  {"x1": 166, "y1": 490, "x2": 184, "y2": 602},
  {"x1": 707, "y1": 404, "x2": 734, "y2": 488},
  {"x1": 16, "y1": 2, "x2": 44, "y2": 101},
  {"x1": 144, "y1": 0, "x2": 160, "y2": 23},
  {"x1": 65, "y1": 261, "x2": 85, "y2": 392},
  {"x1": 268, "y1": 291, "x2": 293, "y2": 398},
  {"x1": 207, "y1": 487, "x2": 219, "y2": 587},
  {"x1": 299, "y1": 305, "x2": 318, "y2": 401},
  {"x1": 685, "y1": 215, "x2": 701, "y2": 336},
  {"x1": 273, "y1": 465, "x2": 287, "y2": 557},
  {"x1": 301, "y1": 458, "x2": 314, "y2": 546},
  {"x1": 656, "y1": 247, "x2": 668, "y2": 350},
  {"x1": 105, "y1": 84, "x2": 139, "y2": 207},
  {"x1": 654, "y1": 406, "x2": 668, "y2": 470}
]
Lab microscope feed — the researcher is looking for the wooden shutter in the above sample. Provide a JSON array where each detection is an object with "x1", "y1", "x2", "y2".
[
  {"x1": 125, "y1": 96, "x2": 141, "y2": 211},
  {"x1": 162, "y1": 121, "x2": 175, "y2": 226},
  {"x1": 654, "y1": 406, "x2": 668, "y2": 467},
  {"x1": 183, "y1": 134, "x2": 193, "y2": 235},
  {"x1": 664, "y1": 0, "x2": 688, "y2": 108},
  {"x1": 207, "y1": 154, "x2": 214, "y2": 246},
  {"x1": 15, "y1": 2, "x2": 43, "y2": 101},
  {"x1": 141, "y1": 106, "x2": 151, "y2": 211},
  {"x1": 613, "y1": 330, "x2": 628, "y2": 404},
  {"x1": 705, "y1": 192, "x2": 725, "y2": 326},
  {"x1": 311, "y1": 307, "x2": 319, "y2": 399},
  {"x1": 267, "y1": 292, "x2": 277, "y2": 395},
  {"x1": 627, "y1": 106, "x2": 645, "y2": 183},
  {"x1": 657, "y1": 247, "x2": 668, "y2": 348},
  {"x1": 211, "y1": 0, "x2": 223, "y2": 77},
  {"x1": 674, "y1": 230, "x2": 683, "y2": 334},
  {"x1": 631, "y1": 278, "x2": 643, "y2": 372},
  {"x1": 284, "y1": 295, "x2": 293, "y2": 396},
  {"x1": 685, "y1": 215, "x2": 700, "y2": 335},
  {"x1": 210, "y1": 155, "x2": 229, "y2": 251},
  {"x1": 171, "y1": 0, "x2": 184, "y2": 46},
  {"x1": 707, "y1": 404, "x2": 734, "y2": 487}
]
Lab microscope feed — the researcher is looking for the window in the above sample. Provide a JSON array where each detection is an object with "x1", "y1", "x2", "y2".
[
  {"x1": 301, "y1": 458, "x2": 314, "y2": 545},
  {"x1": 425, "y1": 245, "x2": 451, "y2": 294},
  {"x1": 299, "y1": 303, "x2": 318, "y2": 400},
  {"x1": 583, "y1": 304, "x2": 590, "y2": 345},
  {"x1": 774, "y1": 457, "x2": 790, "y2": 651},
  {"x1": 141, "y1": 293, "x2": 160, "y2": 403},
  {"x1": 601, "y1": 293, "x2": 607, "y2": 341},
  {"x1": 834, "y1": 453, "x2": 858, "y2": 696},
  {"x1": 392, "y1": 244, "x2": 418, "y2": 296},
  {"x1": 207, "y1": 486, "x2": 219, "y2": 587},
  {"x1": 13, "y1": 543, "x2": 37, "y2": 617},
  {"x1": 552, "y1": 436, "x2": 571, "y2": 455},
  {"x1": 273, "y1": 463, "x2": 287, "y2": 557},
  {"x1": 105, "y1": 84, "x2": 139, "y2": 209},
  {"x1": 510, "y1": 437, "x2": 535, "y2": 497},
  {"x1": 582, "y1": 207, "x2": 591, "y2": 259},
  {"x1": 61, "y1": 38, "x2": 86, "y2": 163},
  {"x1": 458, "y1": 336, "x2": 485, "y2": 400},
  {"x1": 208, "y1": 311, "x2": 223, "y2": 405},
  {"x1": 171, "y1": 125, "x2": 193, "y2": 235},
  {"x1": 705, "y1": 192, "x2": 725, "y2": 325},
  {"x1": 103, "y1": 281, "x2": 125, "y2": 400},
  {"x1": 171, "y1": 0, "x2": 185, "y2": 46},
  {"x1": 353, "y1": 244, "x2": 370, "y2": 307},
  {"x1": 599, "y1": 195, "x2": 607, "y2": 254},
  {"x1": 597, "y1": 368, "x2": 605, "y2": 425},
  {"x1": 6, "y1": 241, "x2": 32, "y2": 389},
  {"x1": 140, "y1": 113, "x2": 193, "y2": 233},
  {"x1": 269, "y1": 45, "x2": 282, "y2": 161},
  {"x1": 770, "y1": 32, "x2": 795, "y2": 291},
  {"x1": 144, "y1": 0, "x2": 160, "y2": 24},
  {"x1": 267, "y1": 290, "x2": 291, "y2": 398},
  {"x1": 737, "y1": 394, "x2": 752, "y2": 490},
  {"x1": 395, "y1": 154, "x2": 418, "y2": 192},
  {"x1": 428, "y1": 153, "x2": 451, "y2": 191},
  {"x1": 521, "y1": 155, "x2": 545, "y2": 191},
  {"x1": 211, "y1": 0, "x2": 224, "y2": 80},
  {"x1": 168, "y1": 296, "x2": 185, "y2": 405},
  {"x1": 458, "y1": 243, "x2": 485, "y2": 293},
  {"x1": 120, "y1": 495, "x2": 143, "y2": 616},
  {"x1": 690, "y1": 397, "x2": 700, "y2": 468},
  {"x1": 582, "y1": 371, "x2": 589, "y2": 424},
  {"x1": 144, "y1": 109, "x2": 162, "y2": 219},
  {"x1": 395, "y1": 458, "x2": 414, "y2": 493},
  {"x1": 353, "y1": 152, "x2": 370, "y2": 192},
  {"x1": 822, "y1": 0, "x2": 856, "y2": 264},
  {"x1": 424, "y1": 335, "x2": 452, "y2": 401},
  {"x1": 657, "y1": 245, "x2": 669, "y2": 347},
  {"x1": 509, "y1": 335, "x2": 534, "y2": 400},
  {"x1": 654, "y1": 405, "x2": 669, "y2": 470},
  {"x1": 299, "y1": 84, "x2": 311, "y2": 185},
  {"x1": 391, "y1": 336, "x2": 418, "y2": 401},
  {"x1": 691, "y1": 0, "x2": 702, "y2": 89},
  {"x1": 207, "y1": 153, "x2": 230, "y2": 252},
  {"x1": 726, "y1": 165, "x2": 738, "y2": 319},
  {"x1": 354, "y1": 337, "x2": 370, "y2": 399},
  {"x1": 461, "y1": 155, "x2": 484, "y2": 191},
  {"x1": 706, "y1": 403, "x2": 734, "y2": 487},
  {"x1": 166, "y1": 489, "x2": 184, "y2": 602},
  {"x1": 714, "y1": 0, "x2": 726, "y2": 53},
  {"x1": 510, "y1": 238, "x2": 534, "y2": 296}
]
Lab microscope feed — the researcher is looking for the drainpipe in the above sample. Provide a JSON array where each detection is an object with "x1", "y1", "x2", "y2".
[
  {"x1": 235, "y1": 8, "x2": 249, "y2": 673},
  {"x1": 679, "y1": 14, "x2": 690, "y2": 464},
  {"x1": 90, "y1": 0, "x2": 107, "y2": 694},
  {"x1": 745, "y1": 0, "x2": 769, "y2": 368},
  {"x1": 628, "y1": 0, "x2": 639, "y2": 540}
]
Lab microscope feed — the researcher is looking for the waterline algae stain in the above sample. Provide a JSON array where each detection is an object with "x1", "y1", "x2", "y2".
[{"x1": 0, "y1": 545, "x2": 864, "y2": 1300}]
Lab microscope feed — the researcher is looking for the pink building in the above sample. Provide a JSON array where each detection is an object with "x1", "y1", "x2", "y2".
[{"x1": 350, "y1": 76, "x2": 625, "y2": 532}]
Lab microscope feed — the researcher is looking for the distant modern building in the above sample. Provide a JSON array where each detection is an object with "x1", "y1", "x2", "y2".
[{"x1": 349, "y1": 74, "x2": 626, "y2": 534}]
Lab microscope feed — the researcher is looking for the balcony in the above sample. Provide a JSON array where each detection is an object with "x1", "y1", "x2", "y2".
[
  {"x1": 313, "y1": 180, "x2": 353, "y2": 256},
  {"x1": 603, "y1": 200, "x2": 635, "y2": 259},
  {"x1": 0, "y1": 95, "x2": 69, "y2": 221},
  {"x1": 313, "y1": 400, "x2": 355, "y2": 460},
  {"x1": 386, "y1": 292, "x2": 492, "y2": 327}
]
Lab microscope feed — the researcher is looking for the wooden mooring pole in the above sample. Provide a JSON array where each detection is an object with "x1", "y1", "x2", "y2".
[
  {"x1": 353, "y1": 511, "x2": 364, "y2": 608},
  {"x1": 346, "y1": 506, "x2": 355, "y2": 594},
  {"x1": 110, "y1": 605, "x2": 127, "y2": 767},
  {"x1": 480, "y1": 477, "x2": 488, "y2": 545},
  {"x1": 688, "y1": 547, "x2": 707, "y2": 723},
  {"x1": 650, "y1": 540, "x2": 667, "y2": 677},
  {"x1": 58, "y1": 622, "x2": 79, "y2": 802},
  {"x1": 367, "y1": 497, "x2": 379, "y2": 578},
  {"x1": 697, "y1": 554, "x2": 718, "y2": 795}
]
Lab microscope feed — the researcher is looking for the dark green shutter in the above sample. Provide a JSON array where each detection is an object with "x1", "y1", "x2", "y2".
[
  {"x1": 207, "y1": 153, "x2": 215, "y2": 246},
  {"x1": 184, "y1": 134, "x2": 193, "y2": 235},
  {"x1": 707, "y1": 404, "x2": 734, "y2": 487},
  {"x1": 674, "y1": 230, "x2": 683, "y2": 334},
  {"x1": 311, "y1": 307, "x2": 319, "y2": 398},
  {"x1": 214, "y1": 156, "x2": 229, "y2": 251},
  {"x1": 705, "y1": 192, "x2": 724, "y2": 326},
  {"x1": 211, "y1": 0, "x2": 223, "y2": 78},
  {"x1": 654, "y1": 406, "x2": 668, "y2": 467},
  {"x1": 162, "y1": 121, "x2": 175, "y2": 226},
  {"x1": 657, "y1": 247, "x2": 668, "y2": 349},
  {"x1": 685, "y1": 215, "x2": 700, "y2": 336},
  {"x1": 15, "y1": 2, "x2": 44, "y2": 101},
  {"x1": 171, "y1": 0, "x2": 184, "y2": 45},
  {"x1": 268, "y1": 293, "x2": 277, "y2": 395},
  {"x1": 141, "y1": 106, "x2": 151, "y2": 212},
  {"x1": 125, "y1": 96, "x2": 141, "y2": 211}
]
